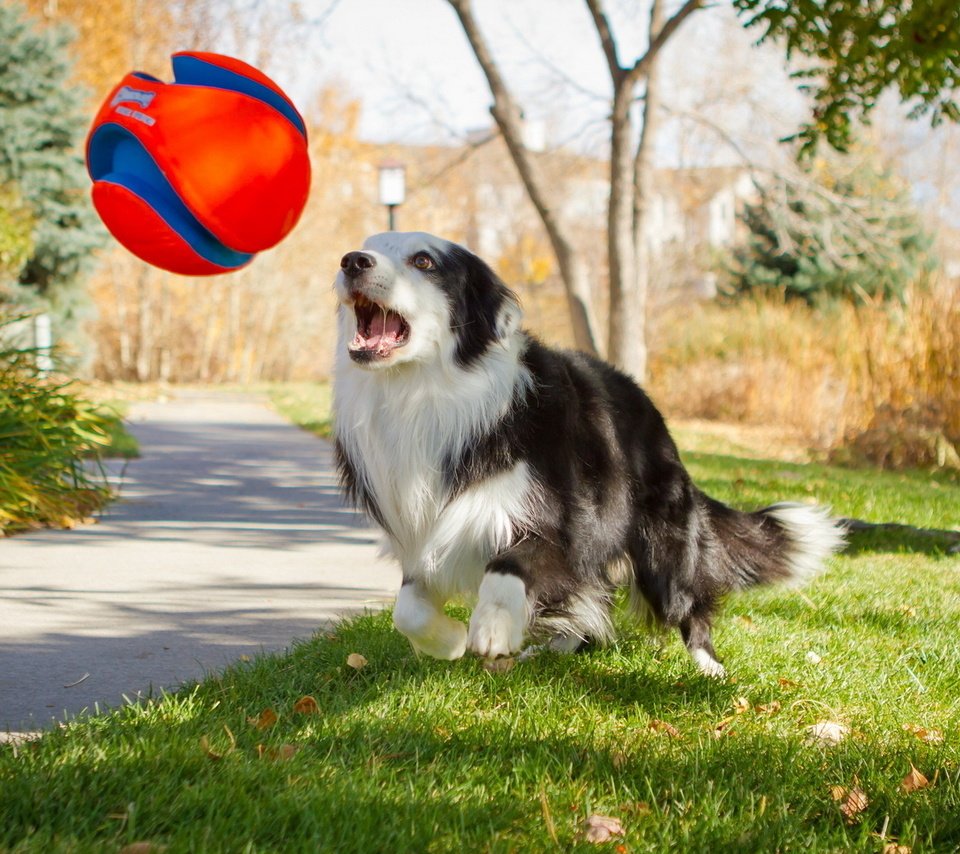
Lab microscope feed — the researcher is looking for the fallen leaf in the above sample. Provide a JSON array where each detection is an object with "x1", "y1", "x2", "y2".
[
  {"x1": 830, "y1": 785, "x2": 848, "y2": 802},
  {"x1": 713, "y1": 716, "x2": 737, "y2": 738},
  {"x1": 839, "y1": 787, "x2": 869, "y2": 823},
  {"x1": 248, "y1": 708, "x2": 278, "y2": 730},
  {"x1": 293, "y1": 695, "x2": 320, "y2": 715},
  {"x1": 901, "y1": 764, "x2": 929, "y2": 793},
  {"x1": 756, "y1": 700, "x2": 782, "y2": 715},
  {"x1": 346, "y1": 653, "x2": 368, "y2": 670},
  {"x1": 902, "y1": 724, "x2": 944, "y2": 744},
  {"x1": 777, "y1": 677, "x2": 799, "y2": 689},
  {"x1": 648, "y1": 719, "x2": 680, "y2": 738},
  {"x1": 583, "y1": 814, "x2": 624, "y2": 844},
  {"x1": 120, "y1": 844, "x2": 166, "y2": 854},
  {"x1": 733, "y1": 696, "x2": 751, "y2": 714},
  {"x1": 483, "y1": 657, "x2": 515, "y2": 673},
  {"x1": 805, "y1": 721, "x2": 848, "y2": 746},
  {"x1": 882, "y1": 844, "x2": 912, "y2": 854},
  {"x1": 257, "y1": 743, "x2": 300, "y2": 762}
]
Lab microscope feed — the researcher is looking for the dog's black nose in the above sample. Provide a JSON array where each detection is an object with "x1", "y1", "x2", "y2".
[{"x1": 340, "y1": 251, "x2": 376, "y2": 278}]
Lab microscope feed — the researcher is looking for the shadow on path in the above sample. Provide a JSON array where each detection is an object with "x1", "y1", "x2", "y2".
[{"x1": 0, "y1": 393, "x2": 399, "y2": 732}]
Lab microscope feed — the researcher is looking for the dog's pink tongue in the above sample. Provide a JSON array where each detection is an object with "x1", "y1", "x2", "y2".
[{"x1": 364, "y1": 310, "x2": 404, "y2": 350}]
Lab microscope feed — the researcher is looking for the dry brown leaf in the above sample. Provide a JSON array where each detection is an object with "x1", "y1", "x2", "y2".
[
  {"x1": 483, "y1": 657, "x2": 516, "y2": 673},
  {"x1": 120, "y1": 844, "x2": 166, "y2": 854},
  {"x1": 901, "y1": 764, "x2": 929, "y2": 793},
  {"x1": 200, "y1": 726, "x2": 235, "y2": 761},
  {"x1": 902, "y1": 724, "x2": 944, "y2": 744},
  {"x1": 583, "y1": 814, "x2": 624, "y2": 844},
  {"x1": 346, "y1": 653, "x2": 368, "y2": 670},
  {"x1": 840, "y1": 787, "x2": 869, "y2": 823},
  {"x1": 257, "y1": 743, "x2": 300, "y2": 762},
  {"x1": 882, "y1": 844, "x2": 912, "y2": 854},
  {"x1": 777, "y1": 677, "x2": 799, "y2": 689},
  {"x1": 733, "y1": 696, "x2": 751, "y2": 714},
  {"x1": 248, "y1": 708, "x2": 278, "y2": 730},
  {"x1": 830, "y1": 785, "x2": 848, "y2": 802},
  {"x1": 648, "y1": 719, "x2": 680, "y2": 738},
  {"x1": 713, "y1": 716, "x2": 737, "y2": 738},
  {"x1": 293, "y1": 695, "x2": 320, "y2": 715},
  {"x1": 756, "y1": 700, "x2": 782, "y2": 716},
  {"x1": 805, "y1": 721, "x2": 848, "y2": 746}
]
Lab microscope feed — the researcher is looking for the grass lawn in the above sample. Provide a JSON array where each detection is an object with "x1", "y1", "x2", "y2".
[{"x1": 2, "y1": 388, "x2": 958, "y2": 852}]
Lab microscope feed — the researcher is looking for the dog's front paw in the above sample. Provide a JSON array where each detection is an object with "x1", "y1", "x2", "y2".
[
  {"x1": 409, "y1": 616, "x2": 467, "y2": 660},
  {"x1": 468, "y1": 602, "x2": 525, "y2": 658},
  {"x1": 393, "y1": 585, "x2": 467, "y2": 660},
  {"x1": 468, "y1": 572, "x2": 529, "y2": 658}
]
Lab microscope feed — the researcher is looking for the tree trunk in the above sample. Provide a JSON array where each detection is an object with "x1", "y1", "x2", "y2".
[
  {"x1": 606, "y1": 82, "x2": 644, "y2": 379},
  {"x1": 450, "y1": 0, "x2": 703, "y2": 370},
  {"x1": 628, "y1": 0, "x2": 668, "y2": 384},
  {"x1": 448, "y1": 0, "x2": 601, "y2": 357}
]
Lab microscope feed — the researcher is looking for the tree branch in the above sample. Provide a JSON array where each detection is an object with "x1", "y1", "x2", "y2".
[
  {"x1": 584, "y1": 0, "x2": 624, "y2": 83},
  {"x1": 626, "y1": 0, "x2": 704, "y2": 89}
]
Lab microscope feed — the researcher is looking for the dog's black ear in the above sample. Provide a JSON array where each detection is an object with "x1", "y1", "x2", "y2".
[{"x1": 445, "y1": 245, "x2": 523, "y2": 366}]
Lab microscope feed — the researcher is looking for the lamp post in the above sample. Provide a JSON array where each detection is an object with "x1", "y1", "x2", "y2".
[{"x1": 378, "y1": 160, "x2": 406, "y2": 231}]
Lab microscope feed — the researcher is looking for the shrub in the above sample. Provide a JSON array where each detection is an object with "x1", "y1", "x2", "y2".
[
  {"x1": 726, "y1": 151, "x2": 934, "y2": 305},
  {"x1": 649, "y1": 276, "x2": 960, "y2": 472},
  {"x1": 0, "y1": 315, "x2": 115, "y2": 535}
]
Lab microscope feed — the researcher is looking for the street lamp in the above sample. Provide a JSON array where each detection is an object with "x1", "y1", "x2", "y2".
[{"x1": 378, "y1": 160, "x2": 406, "y2": 231}]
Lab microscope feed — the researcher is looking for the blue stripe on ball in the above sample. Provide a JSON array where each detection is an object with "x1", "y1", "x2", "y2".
[
  {"x1": 171, "y1": 54, "x2": 307, "y2": 139},
  {"x1": 88, "y1": 123, "x2": 254, "y2": 271}
]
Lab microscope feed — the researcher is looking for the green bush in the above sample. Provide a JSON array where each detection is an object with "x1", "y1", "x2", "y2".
[
  {"x1": 0, "y1": 315, "x2": 115, "y2": 535},
  {"x1": 726, "y1": 150, "x2": 934, "y2": 305}
]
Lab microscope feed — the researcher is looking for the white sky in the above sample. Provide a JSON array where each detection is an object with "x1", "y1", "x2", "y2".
[
  {"x1": 273, "y1": 0, "x2": 806, "y2": 160},
  {"x1": 247, "y1": 0, "x2": 958, "y2": 224}
]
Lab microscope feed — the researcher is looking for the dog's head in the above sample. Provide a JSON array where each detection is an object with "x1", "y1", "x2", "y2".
[{"x1": 334, "y1": 232, "x2": 522, "y2": 371}]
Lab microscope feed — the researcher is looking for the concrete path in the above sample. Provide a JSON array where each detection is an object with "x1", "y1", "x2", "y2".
[{"x1": 0, "y1": 391, "x2": 399, "y2": 734}]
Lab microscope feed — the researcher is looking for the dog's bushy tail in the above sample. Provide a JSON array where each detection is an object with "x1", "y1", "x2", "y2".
[{"x1": 706, "y1": 498, "x2": 847, "y2": 591}]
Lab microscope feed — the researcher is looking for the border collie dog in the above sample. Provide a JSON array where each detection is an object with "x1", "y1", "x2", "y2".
[{"x1": 333, "y1": 232, "x2": 845, "y2": 676}]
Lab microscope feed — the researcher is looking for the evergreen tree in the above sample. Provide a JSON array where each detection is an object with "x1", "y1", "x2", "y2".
[
  {"x1": 728, "y1": 152, "x2": 934, "y2": 305},
  {"x1": 0, "y1": 4, "x2": 104, "y2": 353}
]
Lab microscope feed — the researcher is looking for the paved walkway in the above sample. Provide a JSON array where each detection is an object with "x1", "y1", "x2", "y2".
[{"x1": 0, "y1": 391, "x2": 399, "y2": 734}]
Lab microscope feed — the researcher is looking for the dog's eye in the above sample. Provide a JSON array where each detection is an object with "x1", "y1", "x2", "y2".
[{"x1": 411, "y1": 253, "x2": 434, "y2": 271}]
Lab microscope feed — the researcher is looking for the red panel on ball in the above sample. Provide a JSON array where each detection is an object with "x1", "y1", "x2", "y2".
[{"x1": 92, "y1": 181, "x2": 237, "y2": 276}]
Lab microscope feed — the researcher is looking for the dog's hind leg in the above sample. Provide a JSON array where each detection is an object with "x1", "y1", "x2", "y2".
[
  {"x1": 393, "y1": 581, "x2": 467, "y2": 660},
  {"x1": 680, "y1": 610, "x2": 726, "y2": 678}
]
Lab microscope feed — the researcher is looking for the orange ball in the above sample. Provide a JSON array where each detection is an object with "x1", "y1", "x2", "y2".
[{"x1": 86, "y1": 52, "x2": 311, "y2": 275}]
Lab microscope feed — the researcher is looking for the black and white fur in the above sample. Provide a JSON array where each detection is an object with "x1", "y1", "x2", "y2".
[{"x1": 333, "y1": 232, "x2": 845, "y2": 676}]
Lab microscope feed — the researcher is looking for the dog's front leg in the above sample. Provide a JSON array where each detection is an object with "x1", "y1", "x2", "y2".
[
  {"x1": 467, "y1": 570, "x2": 531, "y2": 659},
  {"x1": 393, "y1": 581, "x2": 467, "y2": 660}
]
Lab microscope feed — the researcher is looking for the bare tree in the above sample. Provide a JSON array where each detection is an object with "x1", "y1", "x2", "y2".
[{"x1": 447, "y1": 0, "x2": 702, "y2": 379}]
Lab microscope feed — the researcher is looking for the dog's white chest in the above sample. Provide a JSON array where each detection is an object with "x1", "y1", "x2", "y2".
[{"x1": 335, "y1": 367, "x2": 537, "y2": 597}]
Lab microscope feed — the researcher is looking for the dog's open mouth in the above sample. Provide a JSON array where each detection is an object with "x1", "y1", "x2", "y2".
[{"x1": 348, "y1": 294, "x2": 410, "y2": 360}]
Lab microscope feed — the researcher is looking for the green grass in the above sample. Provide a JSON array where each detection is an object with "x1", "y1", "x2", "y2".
[
  {"x1": 265, "y1": 383, "x2": 334, "y2": 440},
  {"x1": 2, "y1": 398, "x2": 959, "y2": 852}
]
